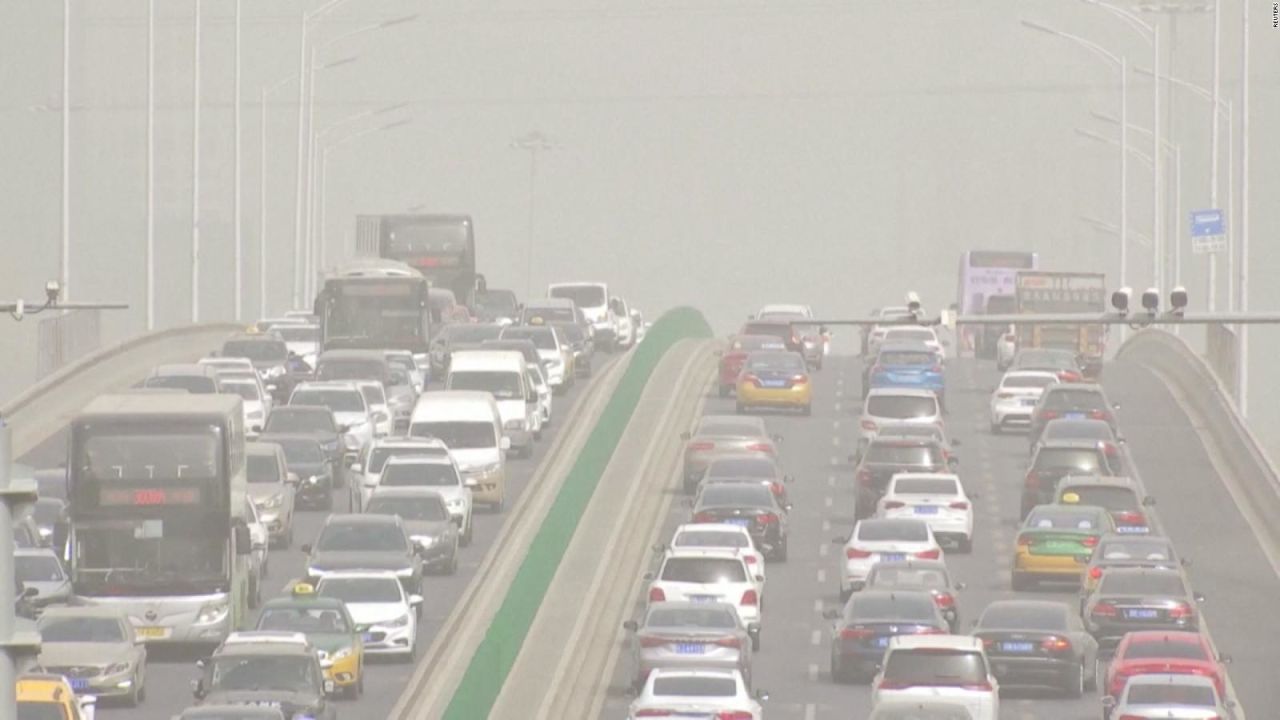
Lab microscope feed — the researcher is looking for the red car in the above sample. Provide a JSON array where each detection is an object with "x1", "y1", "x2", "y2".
[
  {"x1": 718, "y1": 334, "x2": 787, "y2": 397},
  {"x1": 1105, "y1": 631, "x2": 1231, "y2": 700}
]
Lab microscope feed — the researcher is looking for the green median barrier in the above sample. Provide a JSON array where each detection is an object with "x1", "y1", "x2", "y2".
[{"x1": 442, "y1": 307, "x2": 712, "y2": 719}]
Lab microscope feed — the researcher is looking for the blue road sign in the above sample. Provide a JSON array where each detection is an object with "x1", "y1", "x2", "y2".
[{"x1": 1190, "y1": 209, "x2": 1225, "y2": 237}]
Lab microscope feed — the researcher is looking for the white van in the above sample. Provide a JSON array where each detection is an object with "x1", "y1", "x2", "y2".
[
  {"x1": 446, "y1": 350, "x2": 538, "y2": 458},
  {"x1": 408, "y1": 391, "x2": 509, "y2": 511},
  {"x1": 548, "y1": 282, "x2": 619, "y2": 350}
]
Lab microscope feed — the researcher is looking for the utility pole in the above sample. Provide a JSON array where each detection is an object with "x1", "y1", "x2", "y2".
[
  {"x1": 1238, "y1": 0, "x2": 1251, "y2": 415},
  {"x1": 61, "y1": 0, "x2": 72, "y2": 301},
  {"x1": 233, "y1": 0, "x2": 243, "y2": 321},
  {"x1": 191, "y1": 0, "x2": 203, "y2": 323},
  {"x1": 511, "y1": 131, "x2": 554, "y2": 299},
  {"x1": 146, "y1": 0, "x2": 155, "y2": 329}
]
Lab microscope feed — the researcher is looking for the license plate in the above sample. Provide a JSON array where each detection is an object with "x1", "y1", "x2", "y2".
[
  {"x1": 874, "y1": 636, "x2": 891, "y2": 648},
  {"x1": 689, "y1": 595, "x2": 719, "y2": 603},
  {"x1": 68, "y1": 678, "x2": 89, "y2": 691},
  {"x1": 362, "y1": 633, "x2": 374, "y2": 642},
  {"x1": 1065, "y1": 412, "x2": 1086, "y2": 419},
  {"x1": 135, "y1": 626, "x2": 171, "y2": 640},
  {"x1": 1000, "y1": 641, "x2": 1035, "y2": 653},
  {"x1": 761, "y1": 380, "x2": 786, "y2": 388},
  {"x1": 880, "y1": 553, "x2": 906, "y2": 562},
  {"x1": 1115, "y1": 525, "x2": 1150, "y2": 534},
  {"x1": 913, "y1": 506, "x2": 939, "y2": 515},
  {"x1": 1125, "y1": 608, "x2": 1159, "y2": 619},
  {"x1": 726, "y1": 518, "x2": 751, "y2": 527},
  {"x1": 1022, "y1": 398, "x2": 1038, "y2": 406},
  {"x1": 675, "y1": 643, "x2": 707, "y2": 655}
]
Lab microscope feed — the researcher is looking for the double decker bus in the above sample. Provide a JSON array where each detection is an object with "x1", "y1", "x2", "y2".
[
  {"x1": 956, "y1": 250, "x2": 1039, "y2": 357},
  {"x1": 67, "y1": 393, "x2": 253, "y2": 646},
  {"x1": 355, "y1": 213, "x2": 478, "y2": 307},
  {"x1": 313, "y1": 259, "x2": 432, "y2": 357}
]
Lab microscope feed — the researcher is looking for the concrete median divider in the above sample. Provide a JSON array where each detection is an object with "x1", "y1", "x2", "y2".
[{"x1": 392, "y1": 307, "x2": 714, "y2": 720}]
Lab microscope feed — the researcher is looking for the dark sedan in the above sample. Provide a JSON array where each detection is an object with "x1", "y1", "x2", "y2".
[
  {"x1": 691, "y1": 483, "x2": 790, "y2": 561},
  {"x1": 1083, "y1": 567, "x2": 1202, "y2": 649},
  {"x1": 258, "y1": 433, "x2": 335, "y2": 510},
  {"x1": 824, "y1": 590, "x2": 948, "y2": 684},
  {"x1": 1020, "y1": 440, "x2": 1122, "y2": 518},
  {"x1": 263, "y1": 406, "x2": 345, "y2": 472},
  {"x1": 1028, "y1": 384, "x2": 1118, "y2": 443},
  {"x1": 701, "y1": 452, "x2": 792, "y2": 507},
  {"x1": 864, "y1": 560, "x2": 964, "y2": 632},
  {"x1": 853, "y1": 438, "x2": 950, "y2": 521},
  {"x1": 364, "y1": 488, "x2": 460, "y2": 575},
  {"x1": 972, "y1": 600, "x2": 1099, "y2": 697},
  {"x1": 302, "y1": 514, "x2": 423, "y2": 594}
]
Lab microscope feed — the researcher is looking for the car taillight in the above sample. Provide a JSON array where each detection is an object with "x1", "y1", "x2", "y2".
[
  {"x1": 1089, "y1": 566, "x2": 1103, "y2": 580},
  {"x1": 916, "y1": 549, "x2": 941, "y2": 559},
  {"x1": 688, "y1": 441, "x2": 715, "y2": 452},
  {"x1": 1168, "y1": 602, "x2": 1194, "y2": 620},
  {"x1": 717, "y1": 711, "x2": 754, "y2": 720},
  {"x1": 1102, "y1": 442, "x2": 1120, "y2": 457},
  {"x1": 1041, "y1": 636, "x2": 1072, "y2": 652},
  {"x1": 883, "y1": 501, "x2": 906, "y2": 510},
  {"x1": 870, "y1": 364, "x2": 884, "y2": 376},
  {"x1": 962, "y1": 681, "x2": 994, "y2": 692},
  {"x1": 934, "y1": 592, "x2": 955, "y2": 608},
  {"x1": 1024, "y1": 471, "x2": 1040, "y2": 489},
  {"x1": 930, "y1": 364, "x2": 943, "y2": 373},
  {"x1": 917, "y1": 627, "x2": 948, "y2": 635},
  {"x1": 714, "y1": 636, "x2": 742, "y2": 649},
  {"x1": 846, "y1": 548, "x2": 872, "y2": 559},
  {"x1": 648, "y1": 587, "x2": 666, "y2": 602},
  {"x1": 693, "y1": 512, "x2": 717, "y2": 523},
  {"x1": 861, "y1": 419, "x2": 878, "y2": 431},
  {"x1": 997, "y1": 391, "x2": 1015, "y2": 399},
  {"x1": 638, "y1": 636, "x2": 667, "y2": 648},
  {"x1": 740, "y1": 372, "x2": 761, "y2": 387},
  {"x1": 745, "y1": 442, "x2": 774, "y2": 454},
  {"x1": 857, "y1": 469, "x2": 874, "y2": 486},
  {"x1": 1118, "y1": 716, "x2": 1154, "y2": 720},
  {"x1": 1082, "y1": 535, "x2": 1099, "y2": 548},
  {"x1": 1088, "y1": 409, "x2": 1110, "y2": 421},
  {"x1": 840, "y1": 627, "x2": 872, "y2": 640},
  {"x1": 875, "y1": 680, "x2": 913, "y2": 690},
  {"x1": 757, "y1": 513, "x2": 778, "y2": 525},
  {"x1": 1039, "y1": 410, "x2": 1060, "y2": 421},
  {"x1": 1015, "y1": 533, "x2": 1031, "y2": 549},
  {"x1": 792, "y1": 374, "x2": 809, "y2": 384},
  {"x1": 1091, "y1": 601, "x2": 1117, "y2": 618},
  {"x1": 741, "y1": 589, "x2": 759, "y2": 606},
  {"x1": 1057, "y1": 371, "x2": 1081, "y2": 382},
  {"x1": 949, "y1": 501, "x2": 969, "y2": 510},
  {"x1": 769, "y1": 482, "x2": 784, "y2": 496},
  {"x1": 634, "y1": 710, "x2": 674, "y2": 717},
  {"x1": 1114, "y1": 511, "x2": 1146, "y2": 526},
  {"x1": 743, "y1": 555, "x2": 758, "y2": 565}
]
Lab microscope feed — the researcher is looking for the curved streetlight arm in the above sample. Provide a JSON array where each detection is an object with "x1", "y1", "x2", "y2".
[
  {"x1": 1075, "y1": 127, "x2": 1154, "y2": 167},
  {"x1": 1080, "y1": 0, "x2": 1156, "y2": 38},
  {"x1": 1019, "y1": 20, "x2": 1122, "y2": 68}
]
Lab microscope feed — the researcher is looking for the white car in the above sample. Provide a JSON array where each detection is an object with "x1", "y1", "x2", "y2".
[
  {"x1": 272, "y1": 323, "x2": 320, "y2": 366},
  {"x1": 1107, "y1": 673, "x2": 1233, "y2": 720},
  {"x1": 375, "y1": 455, "x2": 473, "y2": 542},
  {"x1": 243, "y1": 497, "x2": 269, "y2": 609},
  {"x1": 610, "y1": 296, "x2": 636, "y2": 349},
  {"x1": 499, "y1": 325, "x2": 571, "y2": 393},
  {"x1": 872, "y1": 635, "x2": 998, "y2": 720},
  {"x1": 647, "y1": 549, "x2": 761, "y2": 634},
  {"x1": 877, "y1": 473, "x2": 974, "y2": 553},
  {"x1": 628, "y1": 668, "x2": 765, "y2": 720},
  {"x1": 859, "y1": 388, "x2": 944, "y2": 451},
  {"x1": 995, "y1": 325, "x2": 1017, "y2": 370},
  {"x1": 526, "y1": 363, "x2": 552, "y2": 431},
  {"x1": 354, "y1": 379, "x2": 394, "y2": 438},
  {"x1": 756, "y1": 303, "x2": 813, "y2": 320},
  {"x1": 316, "y1": 571, "x2": 422, "y2": 661},
  {"x1": 289, "y1": 380, "x2": 376, "y2": 453},
  {"x1": 350, "y1": 437, "x2": 451, "y2": 511},
  {"x1": 838, "y1": 518, "x2": 942, "y2": 599},
  {"x1": 220, "y1": 376, "x2": 271, "y2": 434},
  {"x1": 881, "y1": 326, "x2": 946, "y2": 360},
  {"x1": 988, "y1": 370, "x2": 1058, "y2": 433},
  {"x1": 669, "y1": 523, "x2": 766, "y2": 593}
]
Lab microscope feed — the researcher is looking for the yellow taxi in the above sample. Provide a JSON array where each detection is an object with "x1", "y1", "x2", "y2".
[
  {"x1": 18, "y1": 673, "x2": 94, "y2": 720},
  {"x1": 1011, "y1": 501, "x2": 1115, "y2": 591},
  {"x1": 735, "y1": 350, "x2": 812, "y2": 415},
  {"x1": 253, "y1": 583, "x2": 366, "y2": 698}
]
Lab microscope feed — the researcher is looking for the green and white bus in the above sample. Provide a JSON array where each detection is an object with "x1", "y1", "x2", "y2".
[{"x1": 67, "y1": 393, "x2": 253, "y2": 646}]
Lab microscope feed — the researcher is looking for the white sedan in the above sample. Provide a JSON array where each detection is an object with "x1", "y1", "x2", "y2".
[
  {"x1": 646, "y1": 549, "x2": 761, "y2": 634},
  {"x1": 988, "y1": 370, "x2": 1058, "y2": 433},
  {"x1": 628, "y1": 668, "x2": 766, "y2": 720},
  {"x1": 837, "y1": 518, "x2": 942, "y2": 600},
  {"x1": 669, "y1": 523, "x2": 766, "y2": 594},
  {"x1": 316, "y1": 571, "x2": 422, "y2": 661},
  {"x1": 877, "y1": 473, "x2": 974, "y2": 553}
]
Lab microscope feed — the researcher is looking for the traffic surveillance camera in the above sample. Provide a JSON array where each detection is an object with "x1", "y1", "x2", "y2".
[
  {"x1": 1169, "y1": 286, "x2": 1188, "y2": 313},
  {"x1": 905, "y1": 291, "x2": 922, "y2": 314},
  {"x1": 1141, "y1": 287, "x2": 1160, "y2": 313},
  {"x1": 44, "y1": 280, "x2": 61, "y2": 304},
  {"x1": 1111, "y1": 287, "x2": 1132, "y2": 314}
]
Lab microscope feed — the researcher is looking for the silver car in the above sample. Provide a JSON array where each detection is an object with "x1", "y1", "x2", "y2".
[
  {"x1": 858, "y1": 388, "x2": 943, "y2": 453},
  {"x1": 350, "y1": 436, "x2": 451, "y2": 511},
  {"x1": 247, "y1": 441, "x2": 297, "y2": 548},
  {"x1": 680, "y1": 415, "x2": 781, "y2": 494},
  {"x1": 37, "y1": 605, "x2": 148, "y2": 706},
  {"x1": 1106, "y1": 673, "x2": 1235, "y2": 720},
  {"x1": 623, "y1": 602, "x2": 756, "y2": 691}
]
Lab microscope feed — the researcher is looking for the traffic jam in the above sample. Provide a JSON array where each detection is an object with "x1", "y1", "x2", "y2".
[
  {"x1": 12, "y1": 214, "x2": 652, "y2": 719},
  {"x1": 619, "y1": 259, "x2": 1235, "y2": 719}
]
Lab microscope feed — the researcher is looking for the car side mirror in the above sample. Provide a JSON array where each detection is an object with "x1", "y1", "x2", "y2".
[
  {"x1": 1194, "y1": 592, "x2": 1206, "y2": 603},
  {"x1": 755, "y1": 574, "x2": 765, "y2": 582},
  {"x1": 955, "y1": 581, "x2": 967, "y2": 591},
  {"x1": 754, "y1": 689, "x2": 770, "y2": 702},
  {"x1": 622, "y1": 620, "x2": 639, "y2": 632},
  {"x1": 1101, "y1": 696, "x2": 1116, "y2": 708},
  {"x1": 821, "y1": 608, "x2": 840, "y2": 620},
  {"x1": 1219, "y1": 653, "x2": 1233, "y2": 664},
  {"x1": 783, "y1": 502, "x2": 794, "y2": 512},
  {"x1": 20, "y1": 586, "x2": 37, "y2": 600},
  {"x1": 784, "y1": 474, "x2": 795, "y2": 483},
  {"x1": 287, "y1": 472, "x2": 301, "y2": 485},
  {"x1": 1141, "y1": 495, "x2": 1156, "y2": 506},
  {"x1": 651, "y1": 543, "x2": 667, "y2": 553},
  {"x1": 1180, "y1": 557, "x2": 1192, "y2": 567},
  {"x1": 409, "y1": 594, "x2": 423, "y2": 607},
  {"x1": 771, "y1": 434, "x2": 783, "y2": 443},
  {"x1": 950, "y1": 438, "x2": 962, "y2": 447},
  {"x1": 830, "y1": 536, "x2": 846, "y2": 545},
  {"x1": 642, "y1": 572, "x2": 654, "y2": 581},
  {"x1": 1112, "y1": 402, "x2": 1121, "y2": 410},
  {"x1": 947, "y1": 457, "x2": 960, "y2": 469},
  {"x1": 337, "y1": 424, "x2": 351, "y2": 434}
]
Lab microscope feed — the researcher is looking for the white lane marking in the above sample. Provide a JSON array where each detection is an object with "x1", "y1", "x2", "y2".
[
  {"x1": 834, "y1": 401, "x2": 842, "y2": 412},
  {"x1": 832, "y1": 420, "x2": 840, "y2": 431},
  {"x1": 813, "y1": 599, "x2": 823, "y2": 613},
  {"x1": 804, "y1": 702, "x2": 817, "y2": 720},
  {"x1": 824, "y1": 496, "x2": 833, "y2": 508},
  {"x1": 817, "y1": 569, "x2": 827, "y2": 583},
  {"x1": 818, "y1": 543, "x2": 829, "y2": 558},
  {"x1": 810, "y1": 629, "x2": 821, "y2": 646},
  {"x1": 822, "y1": 519, "x2": 831, "y2": 532},
  {"x1": 807, "y1": 663, "x2": 819, "y2": 682},
  {"x1": 831, "y1": 437, "x2": 840, "y2": 447},
  {"x1": 827, "y1": 475, "x2": 836, "y2": 487}
]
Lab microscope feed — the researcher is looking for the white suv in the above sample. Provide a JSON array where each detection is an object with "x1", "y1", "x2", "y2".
[
  {"x1": 646, "y1": 549, "x2": 761, "y2": 638},
  {"x1": 872, "y1": 635, "x2": 998, "y2": 720},
  {"x1": 859, "y1": 388, "x2": 943, "y2": 453}
]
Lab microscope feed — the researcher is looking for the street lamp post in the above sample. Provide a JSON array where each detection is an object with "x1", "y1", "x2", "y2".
[
  {"x1": 233, "y1": 0, "x2": 242, "y2": 321},
  {"x1": 317, "y1": 119, "x2": 411, "y2": 274},
  {"x1": 511, "y1": 131, "x2": 554, "y2": 299},
  {"x1": 191, "y1": 0, "x2": 203, "y2": 323},
  {"x1": 61, "y1": 0, "x2": 71, "y2": 302},
  {"x1": 145, "y1": 0, "x2": 155, "y2": 328}
]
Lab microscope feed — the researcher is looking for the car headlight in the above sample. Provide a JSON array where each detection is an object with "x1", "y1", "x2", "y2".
[
  {"x1": 412, "y1": 535, "x2": 437, "y2": 549},
  {"x1": 503, "y1": 419, "x2": 526, "y2": 431},
  {"x1": 261, "y1": 493, "x2": 284, "y2": 509},
  {"x1": 307, "y1": 475, "x2": 321, "y2": 485},
  {"x1": 332, "y1": 646, "x2": 354, "y2": 661},
  {"x1": 447, "y1": 498, "x2": 466, "y2": 509},
  {"x1": 384, "y1": 613, "x2": 411, "y2": 628},
  {"x1": 394, "y1": 566, "x2": 415, "y2": 578},
  {"x1": 265, "y1": 365, "x2": 286, "y2": 379},
  {"x1": 247, "y1": 409, "x2": 264, "y2": 420},
  {"x1": 37, "y1": 526, "x2": 52, "y2": 538},
  {"x1": 195, "y1": 600, "x2": 229, "y2": 625},
  {"x1": 104, "y1": 661, "x2": 131, "y2": 675}
]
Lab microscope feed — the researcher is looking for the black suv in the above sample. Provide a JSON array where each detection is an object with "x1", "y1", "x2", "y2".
[
  {"x1": 853, "y1": 438, "x2": 952, "y2": 520},
  {"x1": 193, "y1": 638, "x2": 337, "y2": 720},
  {"x1": 1020, "y1": 440, "x2": 1122, "y2": 517}
]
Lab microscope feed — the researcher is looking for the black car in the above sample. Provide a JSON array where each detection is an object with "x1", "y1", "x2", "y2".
[
  {"x1": 824, "y1": 590, "x2": 947, "y2": 684},
  {"x1": 1021, "y1": 440, "x2": 1123, "y2": 517},
  {"x1": 1030, "y1": 418, "x2": 1121, "y2": 457},
  {"x1": 193, "y1": 641, "x2": 336, "y2": 720},
  {"x1": 864, "y1": 560, "x2": 964, "y2": 632},
  {"x1": 473, "y1": 288, "x2": 519, "y2": 323},
  {"x1": 691, "y1": 483, "x2": 791, "y2": 561},
  {"x1": 972, "y1": 600, "x2": 1099, "y2": 697},
  {"x1": 853, "y1": 438, "x2": 950, "y2": 520},
  {"x1": 1028, "y1": 384, "x2": 1118, "y2": 443},
  {"x1": 177, "y1": 704, "x2": 286, "y2": 720},
  {"x1": 263, "y1": 406, "x2": 345, "y2": 471},
  {"x1": 302, "y1": 514, "x2": 424, "y2": 594},
  {"x1": 364, "y1": 487, "x2": 460, "y2": 575},
  {"x1": 259, "y1": 433, "x2": 334, "y2": 510},
  {"x1": 1082, "y1": 567, "x2": 1202, "y2": 649}
]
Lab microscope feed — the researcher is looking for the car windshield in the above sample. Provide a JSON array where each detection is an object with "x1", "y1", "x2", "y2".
[
  {"x1": 1025, "y1": 509, "x2": 1104, "y2": 530},
  {"x1": 318, "y1": 577, "x2": 403, "y2": 604},
  {"x1": 848, "y1": 593, "x2": 938, "y2": 621},
  {"x1": 883, "y1": 650, "x2": 988, "y2": 685},
  {"x1": 316, "y1": 523, "x2": 407, "y2": 552},
  {"x1": 266, "y1": 410, "x2": 334, "y2": 433},
  {"x1": 660, "y1": 558, "x2": 747, "y2": 583},
  {"x1": 674, "y1": 531, "x2": 750, "y2": 549},
  {"x1": 866, "y1": 444, "x2": 941, "y2": 465},
  {"x1": 366, "y1": 446, "x2": 446, "y2": 474},
  {"x1": 1126, "y1": 683, "x2": 1216, "y2": 706},
  {"x1": 1044, "y1": 389, "x2": 1107, "y2": 410},
  {"x1": 698, "y1": 485, "x2": 774, "y2": 508},
  {"x1": 501, "y1": 327, "x2": 556, "y2": 350},
  {"x1": 553, "y1": 323, "x2": 585, "y2": 342},
  {"x1": 221, "y1": 381, "x2": 260, "y2": 401},
  {"x1": 442, "y1": 324, "x2": 505, "y2": 343},
  {"x1": 222, "y1": 340, "x2": 287, "y2": 362},
  {"x1": 475, "y1": 293, "x2": 518, "y2": 316},
  {"x1": 247, "y1": 454, "x2": 281, "y2": 483},
  {"x1": 211, "y1": 655, "x2": 319, "y2": 693},
  {"x1": 380, "y1": 462, "x2": 459, "y2": 487},
  {"x1": 894, "y1": 478, "x2": 958, "y2": 495},
  {"x1": 144, "y1": 375, "x2": 215, "y2": 393},
  {"x1": 1123, "y1": 640, "x2": 1208, "y2": 660},
  {"x1": 273, "y1": 439, "x2": 325, "y2": 464},
  {"x1": 1003, "y1": 375, "x2": 1055, "y2": 389},
  {"x1": 290, "y1": 389, "x2": 365, "y2": 413},
  {"x1": 745, "y1": 353, "x2": 804, "y2": 372},
  {"x1": 866, "y1": 396, "x2": 938, "y2": 419},
  {"x1": 1035, "y1": 448, "x2": 1102, "y2": 472},
  {"x1": 274, "y1": 325, "x2": 318, "y2": 342},
  {"x1": 15, "y1": 555, "x2": 64, "y2": 582},
  {"x1": 366, "y1": 495, "x2": 449, "y2": 521},
  {"x1": 32, "y1": 500, "x2": 63, "y2": 526},
  {"x1": 978, "y1": 604, "x2": 1066, "y2": 630},
  {"x1": 1099, "y1": 572, "x2": 1186, "y2": 595},
  {"x1": 359, "y1": 384, "x2": 386, "y2": 406},
  {"x1": 1064, "y1": 486, "x2": 1137, "y2": 511},
  {"x1": 1044, "y1": 420, "x2": 1113, "y2": 441},
  {"x1": 706, "y1": 457, "x2": 775, "y2": 478},
  {"x1": 878, "y1": 350, "x2": 937, "y2": 366},
  {"x1": 650, "y1": 676, "x2": 737, "y2": 697},
  {"x1": 523, "y1": 307, "x2": 577, "y2": 324},
  {"x1": 448, "y1": 371, "x2": 523, "y2": 400},
  {"x1": 857, "y1": 521, "x2": 928, "y2": 542},
  {"x1": 410, "y1": 421, "x2": 496, "y2": 449},
  {"x1": 646, "y1": 606, "x2": 739, "y2": 629},
  {"x1": 885, "y1": 328, "x2": 935, "y2": 342},
  {"x1": 38, "y1": 616, "x2": 125, "y2": 642},
  {"x1": 549, "y1": 285, "x2": 605, "y2": 308},
  {"x1": 317, "y1": 359, "x2": 385, "y2": 381},
  {"x1": 868, "y1": 567, "x2": 947, "y2": 590},
  {"x1": 1099, "y1": 541, "x2": 1173, "y2": 561}
]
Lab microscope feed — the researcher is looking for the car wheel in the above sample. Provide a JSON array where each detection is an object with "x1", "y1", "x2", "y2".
[
  {"x1": 447, "y1": 551, "x2": 459, "y2": 575},
  {"x1": 771, "y1": 541, "x2": 788, "y2": 562},
  {"x1": 1085, "y1": 658, "x2": 1099, "y2": 691},
  {"x1": 281, "y1": 523, "x2": 293, "y2": 550},
  {"x1": 1063, "y1": 660, "x2": 1085, "y2": 698},
  {"x1": 956, "y1": 536, "x2": 973, "y2": 554},
  {"x1": 461, "y1": 517, "x2": 474, "y2": 547},
  {"x1": 800, "y1": 404, "x2": 812, "y2": 417},
  {"x1": 125, "y1": 672, "x2": 142, "y2": 707},
  {"x1": 735, "y1": 403, "x2": 747, "y2": 414}
]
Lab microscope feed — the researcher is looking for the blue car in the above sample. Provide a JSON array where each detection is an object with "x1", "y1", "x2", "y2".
[{"x1": 868, "y1": 342, "x2": 945, "y2": 401}]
